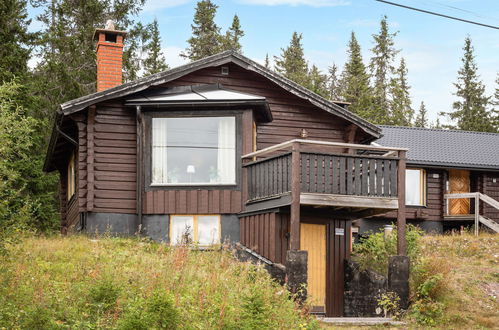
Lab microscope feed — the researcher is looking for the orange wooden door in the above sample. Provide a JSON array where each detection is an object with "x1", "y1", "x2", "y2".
[
  {"x1": 300, "y1": 223, "x2": 326, "y2": 310},
  {"x1": 449, "y1": 169, "x2": 470, "y2": 215}
]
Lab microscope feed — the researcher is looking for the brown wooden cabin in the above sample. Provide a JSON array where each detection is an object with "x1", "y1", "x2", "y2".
[
  {"x1": 44, "y1": 27, "x2": 409, "y2": 317},
  {"x1": 357, "y1": 126, "x2": 499, "y2": 235}
]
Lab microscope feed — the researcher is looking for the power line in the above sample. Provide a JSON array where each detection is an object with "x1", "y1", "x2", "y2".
[{"x1": 375, "y1": 0, "x2": 499, "y2": 30}]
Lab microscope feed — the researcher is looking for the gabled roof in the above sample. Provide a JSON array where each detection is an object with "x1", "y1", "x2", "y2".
[
  {"x1": 377, "y1": 126, "x2": 499, "y2": 171},
  {"x1": 59, "y1": 50, "x2": 381, "y2": 138}
]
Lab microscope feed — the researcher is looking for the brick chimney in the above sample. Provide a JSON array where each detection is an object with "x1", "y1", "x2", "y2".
[{"x1": 94, "y1": 20, "x2": 126, "y2": 92}]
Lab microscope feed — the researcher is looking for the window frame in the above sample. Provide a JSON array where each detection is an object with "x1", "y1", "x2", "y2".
[
  {"x1": 143, "y1": 109, "x2": 243, "y2": 191},
  {"x1": 169, "y1": 214, "x2": 221, "y2": 246},
  {"x1": 405, "y1": 168, "x2": 426, "y2": 207},
  {"x1": 67, "y1": 151, "x2": 76, "y2": 201}
]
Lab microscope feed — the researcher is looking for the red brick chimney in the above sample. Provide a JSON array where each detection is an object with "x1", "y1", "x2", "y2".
[{"x1": 94, "y1": 21, "x2": 126, "y2": 92}]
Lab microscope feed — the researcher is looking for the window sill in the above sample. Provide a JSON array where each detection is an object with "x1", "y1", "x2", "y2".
[{"x1": 151, "y1": 183, "x2": 236, "y2": 187}]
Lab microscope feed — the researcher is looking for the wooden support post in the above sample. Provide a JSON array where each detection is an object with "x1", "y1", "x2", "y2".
[
  {"x1": 397, "y1": 150, "x2": 407, "y2": 256},
  {"x1": 474, "y1": 194, "x2": 479, "y2": 236},
  {"x1": 290, "y1": 142, "x2": 301, "y2": 250}
]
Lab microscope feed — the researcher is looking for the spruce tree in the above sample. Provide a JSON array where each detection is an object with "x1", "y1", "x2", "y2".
[
  {"x1": 442, "y1": 37, "x2": 495, "y2": 132},
  {"x1": 308, "y1": 65, "x2": 328, "y2": 97},
  {"x1": 223, "y1": 14, "x2": 244, "y2": 52},
  {"x1": 492, "y1": 73, "x2": 499, "y2": 131},
  {"x1": 264, "y1": 54, "x2": 270, "y2": 69},
  {"x1": 0, "y1": 0, "x2": 35, "y2": 83},
  {"x1": 327, "y1": 63, "x2": 341, "y2": 100},
  {"x1": 414, "y1": 101, "x2": 428, "y2": 128},
  {"x1": 340, "y1": 31, "x2": 372, "y2": 118},
  {"x1": 143, "y1": 19, "x2": 169, "y2": 76},
  {"x1": 390, "y1": 58, "x2": 413, "y2": 126},
  {"x1": 123, "y1": 22, "x2": 150, "y2": 82},
  {"x1": 369, "y1": 16, "x2": 398, "y2": 124},
  {"x1": 33, "y1": 0, "x2": 146, "y2": 115},
  {"x1": 274, "y1": 32, "x2": 309, "y2": 87},
  {"x1": 182, "y1": 0, "x2": 221, "y2": 60}
]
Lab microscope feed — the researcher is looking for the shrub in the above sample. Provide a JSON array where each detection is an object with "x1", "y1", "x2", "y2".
[
  {"x1": 89, "y1": 278, "x2": 121, "y2": 312},
  {"x1": 352, "y1": 224, "x2": 423, "y2": 275}
]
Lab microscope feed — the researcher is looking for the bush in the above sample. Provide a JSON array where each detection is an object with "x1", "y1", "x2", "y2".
[{"x1": 352, "y1": 223, "x2": 423, "y2": 275}]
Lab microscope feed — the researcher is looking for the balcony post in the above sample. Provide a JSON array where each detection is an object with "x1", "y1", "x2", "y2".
[
  {"x1": 290, "y1": 142, "x2": 301, "y2": 250},
  {"x1": 397, "y1": 150, "x2": 407, "y2": 256}
]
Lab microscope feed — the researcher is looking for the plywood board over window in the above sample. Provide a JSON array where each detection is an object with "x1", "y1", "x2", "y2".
[{"x1": 170, "y1": 215, "x2": 221, "y2": 246}]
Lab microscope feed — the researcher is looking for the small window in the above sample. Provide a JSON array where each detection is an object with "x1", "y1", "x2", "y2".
[
  {"x1": 170, "y1": 215, "x2": 220, "y2": 246},
  {"x1": 152, "y1": 116, "x2": 236, "y2": 185},
  {"x1": 406, "y1": 169, "x2": 425, "y2": 206},
  {"x1": 67, "y1": 152, "x2": 76, "y2": 200}
]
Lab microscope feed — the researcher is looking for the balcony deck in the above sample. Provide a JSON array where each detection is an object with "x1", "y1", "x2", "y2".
[{"x1": 242, "y1": 139, "x2": 405, "y2": 217}]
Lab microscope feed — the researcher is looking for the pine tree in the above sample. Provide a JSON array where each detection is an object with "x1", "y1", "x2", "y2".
[
  {"x1": 274, "y1": 32, "x2": 309, "y2": 87},
  {"x1": 264, "y1": 54, "x2": 270, "y2": 69},
  {"x1": 369, "y1": 16, "x2": 398, "y2": 124},
  {"x1": 414, "y1": 101, "x2": 428, "y2": 128},
  {"x1": 441, "y1": 37, "x2": 495, "y2": 132},
  {"x1": 327, "y1": 63, "x2": 341, "y2": 100},
  {"x1": 0, "y1": 0, "x2": 35, "y2": 83},
  {"x1": 143, "y1": 19, "x2": 169, "y2": 76},
  {"x1": 390, "y1": 58, "x2": 413, "y2": 126},
  {"x1": 222, "y1": 15, "x2": 244, "y2": 52},
  {"x1": 431, "y1": 117, "x2": 442, "y2": 129},
  {"x1": 340, "y1": 32, "x2": 372, "y2": 118},
  {"x1": 307, "y1": 65, "x2": 328, "y2": 97},
  {"x1": 123, "y1": 22, "x2": 150, "y2": 82},
  {"x1": 182, "y1": 0, "x2": 221, "y2": 60}
]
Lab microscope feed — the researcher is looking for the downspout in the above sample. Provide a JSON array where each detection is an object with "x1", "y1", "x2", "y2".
[{"x1": 136, "y1": 105, "x2": 143, "y2": 233}]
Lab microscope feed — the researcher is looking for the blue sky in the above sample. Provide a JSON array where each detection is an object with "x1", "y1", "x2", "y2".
[{"x1": 29, "y1": 0, "x2": 499, "y2": 124}]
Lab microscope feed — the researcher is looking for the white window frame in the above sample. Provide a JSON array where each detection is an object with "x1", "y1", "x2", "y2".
[
  {"x1": 67, "y1": 152, "x2": 76, "y2": 201},
  {"x1": 150, "y1": 116, "x2": 237, "y2": 187},
  {"x1": 169, "y1": 215, "x2": 221, "y2": 246},
  {"x1": 405, "y1": 168, "x2": 426, "y2": 206}
]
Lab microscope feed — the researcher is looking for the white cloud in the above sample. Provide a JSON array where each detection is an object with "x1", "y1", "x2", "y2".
[
  {"x1": 163, "y1": 46, "x2": 189, "y2": 68},
  {"x1": 143, "y1": 0, "x2": 191, "y2": 12},
  {"x1": 239, "y1": 0, "x2": 350, "y2": 7}
]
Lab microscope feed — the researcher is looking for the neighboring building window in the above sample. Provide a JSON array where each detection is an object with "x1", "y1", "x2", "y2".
[
  {"x1": 406, "y1": 168, "x2": 426, "y2": 206},
  {"x1": 67, "y1": 152, "x2": 76, "y2": 200},
  {"x1": 170, "y1": 215, "x2": 220, "y2": 246},
  {"x1": 152, "y1": 116, "x2": 236, "y2": 185}
]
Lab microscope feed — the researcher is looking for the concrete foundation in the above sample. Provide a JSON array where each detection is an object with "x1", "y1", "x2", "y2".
[
  {"x1": 84, "y1": 212, "x2": 240, "y2": 244},
  {"x1": 355, "y1": 218, "x2": 443, "y2": 236}
]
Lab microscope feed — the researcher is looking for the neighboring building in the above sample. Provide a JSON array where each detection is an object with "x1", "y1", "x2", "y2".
[
  {"x1": 356, "y1": 125, "x2": 499, "y2": 234},
  {"x1": 44, "y1": 26, "x2": 409, "y2": 317}
]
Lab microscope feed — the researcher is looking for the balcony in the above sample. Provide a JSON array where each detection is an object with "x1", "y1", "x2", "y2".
[{"x1": 241, "y1": 139, "x2": 408, "y2": 253}]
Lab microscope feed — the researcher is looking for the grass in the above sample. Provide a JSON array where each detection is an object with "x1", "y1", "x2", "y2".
[
  {"x1": 0, "y1": 234, "x2": 317, "y2": 329},
  {"x1": 413, "y1": 232, "x2": 499, "y2": 328}
]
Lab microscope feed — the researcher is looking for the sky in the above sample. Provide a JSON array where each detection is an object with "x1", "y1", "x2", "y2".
[{"x1": 28, "y1": 0, "x2": 499, "y2": 124}]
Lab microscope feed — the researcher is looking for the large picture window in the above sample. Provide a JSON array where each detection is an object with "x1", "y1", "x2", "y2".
[
  {"x1": 406, "y1": 168, "x2": 426, "y2": 206},
  {"x1": 152, "y1": 116, "x2": 236, "y2": 185},
  {"x1": 170, "y1": 215, "x2": 220, "y2": 246}
]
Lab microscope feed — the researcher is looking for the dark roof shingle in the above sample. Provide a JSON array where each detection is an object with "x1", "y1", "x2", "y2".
[{"x1": 377, "y1": 126, "x2": 499, "y2": 170}]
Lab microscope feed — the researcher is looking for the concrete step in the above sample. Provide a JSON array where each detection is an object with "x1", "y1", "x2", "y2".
[{"x1": 318, "y1": 317, "x2": 405, "y2": 326}]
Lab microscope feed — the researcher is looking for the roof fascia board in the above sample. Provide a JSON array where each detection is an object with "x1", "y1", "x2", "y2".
[{"x1": 407, "y1": 160, "x2": 499, "y2": 172}]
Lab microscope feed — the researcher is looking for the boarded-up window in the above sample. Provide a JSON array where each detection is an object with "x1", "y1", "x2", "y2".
[
  {"x1": 170, "y1": 215, "x2": 220, "y2": 246},
  {"x1": 67, "y1": 152, "x2": 76, "y2": 200},
  {"x1": 151, "y1": 117, "x2": 236, "y2": 185}
]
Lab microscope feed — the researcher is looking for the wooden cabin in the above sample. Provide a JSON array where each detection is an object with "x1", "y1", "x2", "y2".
[
  {"x1": 44, "y1": 26, "x2": 409, "y2": 317},
  {"x1": 359, "y1": 126, "x2": 499, "y2": 234}
]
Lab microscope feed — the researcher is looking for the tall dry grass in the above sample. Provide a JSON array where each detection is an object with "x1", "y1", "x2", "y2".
[{"x1": 0, "y1": 235, "x2": 317, "y2": 329}]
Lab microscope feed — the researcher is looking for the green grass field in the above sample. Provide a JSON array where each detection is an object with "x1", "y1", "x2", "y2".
[{"x1": 0, "y1": 235, "x2": 316, "y2": 329}]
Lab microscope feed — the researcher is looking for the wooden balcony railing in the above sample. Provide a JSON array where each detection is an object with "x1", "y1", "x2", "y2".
[
  {"x1": 243, "y1": 140, "x2": 402, "y2": 203},
  {"x1": 242, "y1": 139, "x2": 409, "y2": 254}
]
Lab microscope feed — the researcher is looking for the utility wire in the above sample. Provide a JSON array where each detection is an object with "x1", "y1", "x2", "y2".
[{"x1": 375, "y1": 0, "x2": 499, "y2": 30}]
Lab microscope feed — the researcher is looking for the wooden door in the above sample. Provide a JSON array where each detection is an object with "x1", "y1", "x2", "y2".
[
  {"x1": 449, "y1": 169, "x2": 470, "y2": 215},
  {"x1": 300, "y1": 223, "x2": 326, "y2": 311}
]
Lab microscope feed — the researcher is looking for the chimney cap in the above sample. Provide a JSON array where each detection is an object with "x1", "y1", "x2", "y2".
[{"x1": 93, "y1": 21, "x2": 127, "y2": 41}]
